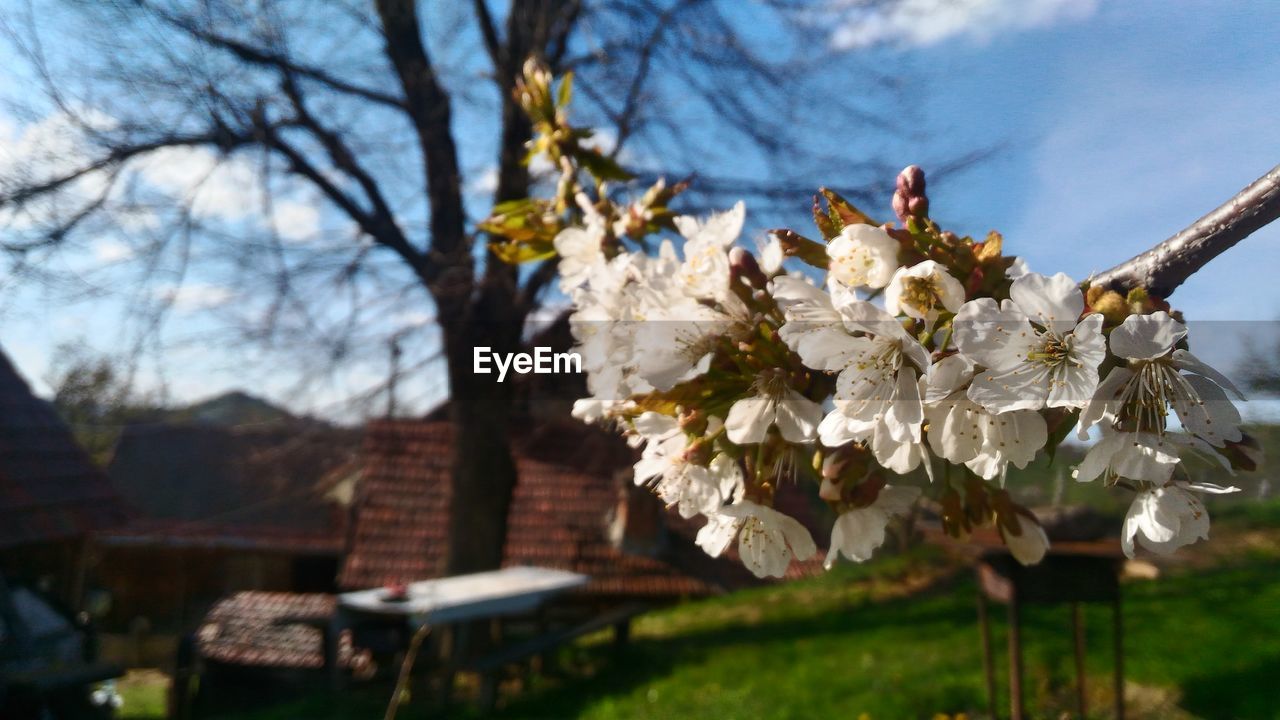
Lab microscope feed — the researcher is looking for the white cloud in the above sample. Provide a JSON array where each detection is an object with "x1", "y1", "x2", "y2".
[
  {"x1": 271, "y1": 200, "x2": 321, "y2": 243},
  {"x1": 467, "y1": 166, "x2": 499, "y2": 197},
  {"x1": 92, "y1": 238, "x2": 135, "y2": 263},
  {"x1": 0, "y1": 108, "x2": 118, "y2": 231},
  {"x1": 155, "y1": 282, "x2": 236, "y2": 312},
  {"x1": 830, "y1": 0, "x2": 1098, "y2": 50},
  {"x1": 136, "y1": 146, "x2": 261, "y2": 221}
]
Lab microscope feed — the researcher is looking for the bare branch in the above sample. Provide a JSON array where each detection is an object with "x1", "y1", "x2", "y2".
[
  {"x1": 1092, "y1": 163, "x2": 1280, "y2": 297},
  {"x1": 256, "y1": 122, "x2": 428, "y2": 285},
  {"x1": 374, "y1": 0, "x2": 470, "y2": 301},
  {"x1": 144, "y1": 2, "x2": 406, "y2": 110},
  {"x1": 471, "y1": 0, "x2": 503, "y2": 68}
]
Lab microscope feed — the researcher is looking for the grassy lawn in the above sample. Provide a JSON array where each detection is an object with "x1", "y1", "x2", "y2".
[
  {"x1": 191, "y1": 536, "x2": 1280, "y2": 720},
  {"x1": 116, "y1": 670, "x2": 169, "y2": 719}
]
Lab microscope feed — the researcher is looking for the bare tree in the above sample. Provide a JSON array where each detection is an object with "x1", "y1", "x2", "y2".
[{"x1": 0, "y1": 1, "x2": 921, "y2": 577}]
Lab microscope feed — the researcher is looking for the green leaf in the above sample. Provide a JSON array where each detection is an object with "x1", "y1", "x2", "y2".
[
  {"x1": 578, "y1": 148, "x2": 634, "y2": 182},
  {"x1": 812, "y1": 196, "x2": 838, "y2": 240},
  {"x1": 820, "y1": 187, "x2": 876, "y2": 227},
  {"x1": 556, "y1": 71, "x2": 574, "y2": 108},
  {"x1": 489, "y1": 239, "x2": 557, "y2": 264}
]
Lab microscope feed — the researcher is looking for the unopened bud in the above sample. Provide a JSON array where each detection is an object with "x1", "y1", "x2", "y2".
[
  {"x1": 1088, "y1": 288, "x2": 1129, "y2": 325},
  {"x1": 897, "y1": 165, "x2": 926, "y2": 195},
  {"x1": 729, "y1": 246, "x2": 767, "y2": 288},
  {"x1": 678, "y1": 408, "x2": 707, "y2": 434},
  {"x1": 893, "y1": 165, "x2": 929, "y2": 223}
]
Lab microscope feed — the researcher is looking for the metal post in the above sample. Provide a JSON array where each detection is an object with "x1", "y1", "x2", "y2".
[
  {"x1": 977, "y1": 592, "x2": 997, "y2": 719},
  {"x1": 1072, "y1": 602, "x2": 1087, "y2": 719},
  {"x1": 1007, "y1": 592, "x2": 1025, "y2": 720}
]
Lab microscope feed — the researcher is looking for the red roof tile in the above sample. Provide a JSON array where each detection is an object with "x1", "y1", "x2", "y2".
[
  {"x1": 197, "y1": 591, "x2": 369, "y2": 671},
  {"x1": 339, "y1": 421, "x2": 715, "y2": 598}
]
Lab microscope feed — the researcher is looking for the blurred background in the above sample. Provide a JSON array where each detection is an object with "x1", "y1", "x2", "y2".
[{"x1": 1, "y1": 1, "x2": 1278, "y2": 719}]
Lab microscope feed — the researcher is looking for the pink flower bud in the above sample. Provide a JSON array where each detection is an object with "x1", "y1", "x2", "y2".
[{"x1": 897, "y1": 165, "x2": 926, "y2": 195}]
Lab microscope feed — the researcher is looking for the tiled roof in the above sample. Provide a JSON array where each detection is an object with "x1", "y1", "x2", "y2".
[
  {"x1": 107, "y1": 422, "x2": 359, "y2": 528},
  {"x1": 99, "y1": 517, "x2": 343, "y2": 555},
  {"x1": 0, "y1": 350, "x2": 127, "y2": 548},
  {"x1": 339, "y1": 420, "x2": 716, "y2": 598},
  {"x1": 196, "y1": 591, "x2": 369, "y2": 671}
]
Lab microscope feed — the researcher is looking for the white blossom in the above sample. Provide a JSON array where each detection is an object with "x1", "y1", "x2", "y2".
[
  {"x1": 631, "y1": 413, "x2": 727, "y2": 518},
  {"x1": 553, "y1": 224, "x2": 606, "y2": 292},
  {"x1": 673, "y1": 201, "x2": 744, "y2": 302},
  {"x1": 825, "y1": 485, "x2": 920, "y2": 567},
  {"x1": 1073, "y1": 312, "x2": 1243, "y2": 484},
  {"x1": 778, "y1": 292, "x2": 929, "y2": 469},
  {"x1": 695, "y1": 500, "x2": 817, "y2": 578},
  {"x1": 825, "y1": 223, "x2": 899, "y2": 292},
  {"x1": 757, "y1": 235, "x2": 784, "y2": 275},
  {"x1": 1121, "y1": 481, "x2": 1239, "y2": 558},
  {"x1": 885, "y1": 260, "x2": 965, "y2": 322},
  {"x1": 923, "y1": 356, "x2": 1047, "y2": 481},
  {"x1": 954, "y1": 272, "x2": 1105, "y2": 413},
  {"x1": 724, "y1": 372, "x2": 823, "y2": 444},
  {"x1": 1078, "y1": 311, "x2": 1243, "y2": 447}
]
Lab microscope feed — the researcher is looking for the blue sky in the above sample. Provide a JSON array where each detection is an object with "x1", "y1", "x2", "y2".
[{"x1": 1, "y1": 0, "x2": 1278, "y2": 419}]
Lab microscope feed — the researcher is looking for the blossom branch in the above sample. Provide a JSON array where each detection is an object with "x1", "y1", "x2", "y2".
[{"x1": 1092, "y1": 163, "x2": 1280, "y2": 297}]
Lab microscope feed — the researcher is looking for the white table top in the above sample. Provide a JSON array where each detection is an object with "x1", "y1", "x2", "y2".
[{"x1": 337, "y1": 566, "x2": 589, "y2": 625}]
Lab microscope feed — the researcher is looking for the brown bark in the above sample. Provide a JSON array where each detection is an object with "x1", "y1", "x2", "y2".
[{"x1": 1092, "y1": 163, "x2": 1280, "y2": 297}]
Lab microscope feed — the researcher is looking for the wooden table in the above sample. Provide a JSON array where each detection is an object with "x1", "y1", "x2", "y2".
[
  {"x1": 975, "y1": 543, "x2": 1125, "y2": 720},
  {"x1": 327, "y1": 566, "x2": 589, "y2": 687}
]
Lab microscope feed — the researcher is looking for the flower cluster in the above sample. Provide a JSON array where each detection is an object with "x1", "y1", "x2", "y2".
[{"x1": 484, "y1": 61, "x2": 1255, "y2": 578}]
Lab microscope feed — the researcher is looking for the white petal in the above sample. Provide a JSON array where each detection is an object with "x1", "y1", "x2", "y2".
[
  {"x1": 954, "y1": 298, "x2": 1036, "y2": 372},
  {"x1": 1073, "y1": 432, "x2": 1125, "y2": 483},
  {"x1": 774, "y1": 389, "x2": 824, "y2": 443},
  {"x1": 776, "y1": 512, "x2": 818, "y2": 562},
  {"x1": 837, "y1": 297, "x2": 911, "y2": 342},
  {"x1": 1077, "y1": 366, "x2": 1133, "y2": 440},
  {"x1": 1046, "y1": 359, "x2": 1099, "y2": 410},
  {"x1": 1173, "y1": 349, "x2": 1245, "y2": 400},
  {"x1": 827, "y1": 509, "x2": 888, "y2": 566},
  {"x1": 1110, "y1": 311, "x2": 1185, "y2": 361},
  {"x1": 695, "y1": 514, "x2": 740, "y2": 557},
  {"x1": 633, "y1": 411, "x2": 679, "y2": 439},
  {"x1": 725, "y1": 395, "x2": 776, "y2": 445},
  {"x1": 925, "y1": 354, "x2": 974, "y2": 404},
  {"x1": 1002, "y1": 514, "x2": 1049, "y2": 566},
  {"x1": 1183, "y1": 481, "x2": 1241, "y2": 495},
  {"x1": 884, "y1": 366, "x2": 923, "y2": 443},
  {"x1": 818, "y1": 410, "x2": 862, "y2": 447},
  {"x1": 1173, "y1": 372, "x2": 1242, "y2": 447},
  {"x1": 876, "y1": 484, "x2": 922, "y2": 515},
  {"x1": 968, "y1": 363, "x2": 1050, "y2": 413},
  {"x1": 1010, "y1": 272, "x2": 1083, "y2": 336}
]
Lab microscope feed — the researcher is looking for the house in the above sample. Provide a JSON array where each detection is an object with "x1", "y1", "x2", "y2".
[
  {"x1": 0, "y1": 349, "x2": 127, "y2": 605},
  {"x1": 92, "y1": 420, "x2": 361, "y2": 666},
  {"x1": 0, "y1": 348, "x2": 129, "y2": 712},
  {"x1": 192, "y1": 417, "x2": 827, "y2": 680}
]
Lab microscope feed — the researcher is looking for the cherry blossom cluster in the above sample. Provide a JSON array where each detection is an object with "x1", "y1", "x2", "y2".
[{"x1": 484, "y1": 61, "x2": 1256, "y2": 578}]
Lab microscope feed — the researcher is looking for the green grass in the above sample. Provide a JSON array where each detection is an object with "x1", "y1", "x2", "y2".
[
  {"x1": 117, "y1": 670, "x2": 169, "y2": 719},
  {"x1": 212, "y1": 538, "x2": 1280, "y2": 720}
]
